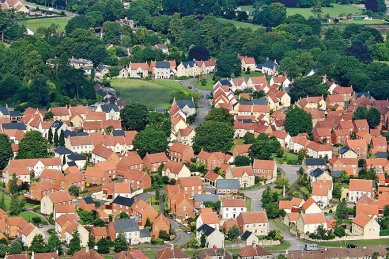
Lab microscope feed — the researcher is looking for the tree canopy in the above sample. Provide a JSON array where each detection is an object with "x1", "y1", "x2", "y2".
[
  {"x1": 193, "y1": 121, "x2": 234, "y2": 153},
  {"x1": 133, "y1": 126, "x2": 169, "y2": 157},
  {"x1": 0, "y1": 134, "x2": 12, "y2": 170},
  {"x1": 16, "y1": 131, "x2": 50, "y2": 159},
  {"x1": 285, "y1": 107, "x2": 313, "y2": 136},
  {"x1": 120, "y1": 103, "x2": 149, "y2": 131}
]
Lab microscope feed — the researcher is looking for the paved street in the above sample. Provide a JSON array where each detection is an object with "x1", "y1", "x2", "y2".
[
  {"x1": 169, "y1": 218, "x2": 191, "y2": 245},
  {"x1": 181, "y1": 79, "x2": 211, "y2": 128},
  {"x1": 278, "y1": 164, "x2": 301, "y2": 185}
]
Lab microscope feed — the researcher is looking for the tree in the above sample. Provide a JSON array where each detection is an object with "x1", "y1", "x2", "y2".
[
  {"x1": 97, "y1": 238, "x2": 110, "y2": 254},
  {"x1": 244, "y1": 132, "x2": 255, "y2": 144},
  {"x1": 366, "y1": 107, "x2": 380, "y2": 128},
  {"x1": 114, "y1": 234, "x2": 128, "y2": 252},
  {"x1": 53, "y1": 129, "x2": 59, "y2": 147},
  {"x1": 17, "y1": 131, "x2": 50, "y2": 159},
  {"x1": 311, "y1": 0, "x2": 323, "y2": 18},
  {"x1": 275, "y1": 176, "x2": 289, "y2": 188},
  {"x1": 253, "y1": 90, "x2": 266, "y2": 99},
  {"x1": 216, "y1": 49, "x2": 241, "y2": 77},
  {"x1": 200, "y1": 234, "x2": 206, "y2": 248},
  {"x1": 285, "y1": 107, "x2": 313, "y2": 136},
  {"x1": 9, "y1": 195, "x2": 25, "y2": 215},
  {"x1": 348, "y1": 40, "x2": 372, "y2": 63},
  {"x1": 289, "y1": 75, "x2": 327, "y2": 102},
  {"x1": 334, "y1": 226, "x2": 345, "y2": 237},
  {"x1": 188, "y1": 45, "x2": 210, "y2": 61},
  {"x1": 353, "y1": 106, "x2": 368, "y2": 120},
  {"x1": 234, "y1": 156, "x2": 251, "y2": 166},
  {"x1": 335, "y1": 199, "x2": 349, "y2": 221},
  {"x1": 158, "y1": 230, "x2": 170, "y2": 241},
  {"x1": 47, "y1": 231, "x2": 62, "y2": 254},
  {"x1": 9, "y1": 239, "x2": 23, "y2": 254},
  {"x1": 8, "y1": 173, "x2": 18, "y2": 195},
  {"x1": 205, "y1": 108, "x2": 234, "y2": 125},
  {"x1": 65, "y1": 15, "x2": 91, "y2": 34},
  {"x1": 193, "y1": 121, "x2": 234, "y2": 153},
  {"x1": 249, "y1": 134, "x2": 281, "y2": 160},
  {"x1": 358, "y1": 168, "x2": 377, "y2": 180},
  {"x1": 59, "y1": 130, "x2": 65, "y2": 147},
  {"x1": 365, "y1": 0, "x2": 387, "y2": 13},
  {"x1": 253, "y1": 3, "x2": 286, "y2": 27},
  {"x1": 119, "y1": 212, "x2": 129, "y2": 219},
  {"x1": 29, "y1": 234, "x2": 48, "y2": 253},
  {"x1": 44, "y1": 111, "x2": 54, "y2": 121},
  {"x1": 228, "y1": 226, "x2": 240, "y2": 241},
  {"x1": 120, "y1": 103, "x2": 148, "y2": 131},
  {"x1": 147, "y1": 112, "x2": 171, "y2": 137},
  {"x1": 237, "y1": 11, "x2": 249, "y2": 21},
  {"x1": 0, "y1": 134, "x2": 12, "y2": 170},
  {"x1": 133, "y1": 127, "x2": 168, "y2": 157},
  {"x1": 0, "y1": 244, "x2": 8, "y2": 257},
  {"x1": 68, "y1": 230, "x2": 81, "y2": 255},
  {"x1": 332, "y1": 183, "x2": 342, "y2": 199},
  {"x1": 48, "y1": 127, "x2": 53, "y2": 145},
  {"x1": 68, "y1": 185, "x2": 80, "y2": 197},
  {"x1": 0, "y1": 192, "x2": 5, "y2": 211}
]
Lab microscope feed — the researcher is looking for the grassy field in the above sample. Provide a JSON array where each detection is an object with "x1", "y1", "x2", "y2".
[
  {"x1": 18, "y1": 211, "x2": 37, "y2": 222},
  {"x1": 216, "y1": 17, "x2": 263, "y2": 30},
  {"x1": 110, "y1": 78, "x2": 196, "y2": 109},
  {"x1": 21, "y1": 17, "x2": 71, "y2": 33},
  {"x1": 195, "y1": 77, "x2": 215, "y2": 91},
  {"x1": 286, "y1": 4, "x2": 363, "y2": 18}
]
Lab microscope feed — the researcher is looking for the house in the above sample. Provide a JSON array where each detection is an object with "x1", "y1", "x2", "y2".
[
  {"x1": 153, "y1": 61, "x2": 172, "y2": 79},
  {"x1": 197, "y1": 151, "x2": 227, "y2": 170},
  {"x1": 0, "y1": 0, "x2": 29, "y2": 13},
  {"x1": 225, "y1": 166, "x2": 255, "y2": 188},
  {"x1": 287, "y1": 246, "x2": 388, "y2": 259},
  {"x1": 91, "y1": 144, "x2": 120, "y2": 164},
  {"x1": 313, "y1": 128, "x2": 332, "y2": 144},
  {"x1": 196, "y1": 224, "x2": 225, "y2": 248},
  {"x1": 303, "y1": 158, "x2": 326, "y2": 173},
  {"x1": 371, "y1": 136, "x2": 387, "y2": 154},
  {"x1": 91, "y1": 226, "x2": 108, "y2": 241},
  {"x1": 131, "y1": 200, "x2": 158, "y2": 226},
  {"x1": 236, "y1": 211, "x2": 269, "y2": 235},
  {"x1": 55, "y1": 214, "x2": 89, "y2": 247},
  {"x1": 167, "y1": 190, "x2": 195, "y2": 221},
  {"x1": 196, "y1": 248, "x2": 233, "y2": 259},
  {"x1": 307, "y1": 142, "x2": 332, "y2": 159},
  {"x1": 331, "y1": 129, "x2": 350, "y2": 145},
  {"x1": 173, "y1": 99, "x2": 196, "y2": 117},
  {"x1": 233, "y1": 144, "x2": 252, "y2": 158},
  {"x1": 216, "y1": 179, "x2": 239, "y2": 195},
  {"x1": 353, "y1": 119, "x2": 369, "y2": 132},
  {"x1": 196, "y1": 208, "x2": 220, "y2": 230},
  {"x1": 152, "y1": 214, "x2": 170, "y2": 238},
  {"x1": 112, "y1": 196, "x2": 135, "y2": 216},
  {"x1": 113, "y1": 249, "x2": 148, "y2": 259},
  {"x1": 311, "y1": 179, "x2": 333, "y2": 208},
  {"x1": 238, "y1": 55, "x2": 256, "y2": 72},
  {"x1": 204, "y1": 171, "x2": 223, "y2": 187},
  {"x1": 143, "y1": 152, "x2": 168, "y2": 172},
  {"x1": 117, "y1": 153, "x2": 143, "y2": 172},
  {"x1": 54, "y1": 203, "x2": 76, "y2": 219},
  {"x1": 154, "y1": 43, "x2": 169, "y2": 54},
  {"x1": 220, "y1": 198, "x2": 247, "y2": 219},
  {"x1": 41, "y1": 191, "x2": 72, "y2": 215},
  {"x1": 176, "y1": 61, "x2": 199, "y2": 78},
  {"x1": 169, "y1": 143, "x2": 194, "y2": 163},
  {"x1": 296, "y1": 212, "x2": 327, "y2": 235},
  {"x1": 329, "y1": 157, "x2": 358, "y2": 177},
  {"x1": 156, "y1": 245, "x2": 190, "y2": 259},
  {"x1": 258, "y1": 59, "x2": 278, "y2": 76},
  {"x1": 338, "y1": 145, "x2": 358, "y2": 158},
  {"x1": 129, "y1": 63, "x2": 149, "y2": 78},
  {"x1": 5, "y1": 217, "x2": 45, "y2": 246},
  {"x1": 365, "y1": 158, "x2": 389, "y2": 174},
  {"x1": 70, "y1": 249, "x2": 103, "y2": 259},
  {"x1": 252, "y1": 159, "x2": 277, "y2": 182},
  {"x1": 346, "y1": 139, "x2": 368, "y2": 158},
  {"x1": 301, "y1": 198, "x2": 322, "y2": 214},
  {"x1": 237, "y1": 245, "x2": 272, "y2": 259},
  {"x1": 279, "y1": 197, "x2": 304, "y2": 214},
  {"x1": 29, "y1": 181, "x2": 59, "y2": 201},
  {"x1": 177, "y1": 176, "x2": 204, "y2": 198},
  {"x1": 108, "y1": 218, "x2": 150, "y2": 244},
  {"x1": 348, "y1": 179, "x2": 375, "y2": 203},
  {"x1": 351, "y1": 214, "x2": 380, "y2": 239},
  {"x1": 162, "y1": 160, "x2": 191, "y2": 180}
]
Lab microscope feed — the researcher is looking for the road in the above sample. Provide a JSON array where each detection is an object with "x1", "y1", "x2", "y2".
[
  {"x1": 25, "y1": 1, "x2": 77, "y2": 17},
  {"x1": 181, "y1": 79, "x2": 211, "y2": 128},
  {"x1": 278, "y1": 164, "x2": 301, "y2": 185},
  {"x1": 169, "y1": 217, "x2": 191, "y2": 245}
]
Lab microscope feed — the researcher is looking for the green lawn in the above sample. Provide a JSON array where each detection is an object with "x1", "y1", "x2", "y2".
[
  {"x1": 18, "y1": 211, "x2": 37, "y2": 222},
  {"x1": 195, "y1": 77, "x2": 215, "y2": 91},
  {"x1": 305, "y1": 238, "x2": 389, "y2": 247},
  {"x1": 216, "y1": 17, "x2": 263, "y2": 30},
  {"x1": 0, "y1": 189, "x2": 11, "y2": 212},
  {"x1": 21, "y1": 17, "x2": 71, "y2": 33},
  {"x1": 286, "y1": 4, "x2": 363, "y2": 18},
  {"x1": 272, "y1": 152, "x2": 300, "y2": 165},
  {"x1": 265, "y1": 240, "x2": 291, "y2": 252},
  {"x1": 246, "y1": 197, "x2": 252, "y2": 211},
  {"x1": 109, "y1": 78, "x2": 196, "y2": 109},
  {"x1": 239, "y1": 5, "x2": 255, "y2": 13}
]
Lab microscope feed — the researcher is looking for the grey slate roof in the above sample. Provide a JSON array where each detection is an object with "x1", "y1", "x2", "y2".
[
  {"x1": 376, "y1": 152, "x2": 388, "y2": 159},
  {"x1": 63, "y1": 130, "x2": 88, "y2": 138},
  {"x1": 155, "y1": 61, "x2": 170, "y2": 69},
  {"x1": 113, "y1": 218, "x2": 139, "y2": 233},
  {"x1": 2, "y1": 122, "x2": 26, "y2": 130},
  {"x1": 112, "y1": 130, "x2": 125, "y2": 136},
  {"x1": 67, "y1": 152, "x2": 85, "y2": 161},
  {"x1": 241, "y1": 230, "x2": 253, "y2": 241},
  {"x1": 219, "y1": 79, "x2": 232, "y2": 86},
  {"x1": 304, "y1": 158, "x2": 325, "y2": 166},
  {"x1": 52, "y1": 121, "x2": 63, "y2": 130},
  {"x1": 239, "y1": 98, "x2": 268, "y2": 105},
  {"x1": 331, "y1": 171, "x2": 343, "y2": 178},
  {"x1": 259, "y1": 59, "x2": 278, "y2": 69},
  {"x1": 0, "y1": 107, "x2": 9, "y2": 116},
  {"x1": 194, "y1": 194, "x2": 218, "y2": 203},
  {"x1": 54, "y1": 146, "x2": 72, "y2": 155},
  {"x1": 100, "y1": 104, "x2": 119, "y2": 113},
  {"x1": 196, "y1": 224, "x2": 215, "y2": 236},
  {"x1": 183, "y1": 61, "x2": 196, "y2": 68},
  {"x1": 176, "y1": 100, "x2": 195, "y2": 109},
  {"x1": 311, "y1": 168, "x2": 324, "y2": 178},
  {"x1": 84, "y1": 196, "x2": 94, "y2": 204},
  {"x1": 112, "y1": 196, "x2": 135, "y2": 207},
  {"x1": 216, "y1": 179, "x2": 239, "y2": 190},
  {"x1": 140, "y1": 228, "x2": 150, "y2": 238},
  {"x1": 339, "y1": 146, "x2": 351, "y2": 155},
  {"x1": 9, "y1": 110, "x2": 20, "y2": 117}
]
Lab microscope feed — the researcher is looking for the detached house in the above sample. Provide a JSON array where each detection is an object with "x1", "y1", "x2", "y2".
[
  {"x1": 238, "y1": 55, "x2": 256, "y2": 72},
  {"x1": 236, "y1": 211, "x2": 269, "y2": 236},
  {"x1": 225, "y1": 166, "x2": 255, "y2": 188},
  {"x1": 220, "y1": 199, "x2": 247, "y2": 219},
  {"x1": 252, "y1": 159, "x2": 277, "y2": 182},
  {"x1": 352, "y1": 214, "x2": 380, "y2": 239},
  {"x1": 162, "y1": 160, "x2": 191, "y2": 180},
  {"x1": 197, "y1": 151, "x2": 227, "y2": 170},
  {"x1": 169, "y1": 143, "x2": 194, "y2": 163},
  {"x1": 129, "y1": 63, "x2": 149, "y2": 78},
  {"x1": 143, "y1": 152, "x2": 168, "y2": 172},
  {"x1": 346, "y1": 139, "x2": 368, "y2": 158},
  {"x1": 40, "y1": 191, "x2": 73, "y2": 215},
  {"x1": 348, "y1": 179, "x2": 375, "y2": 203}
]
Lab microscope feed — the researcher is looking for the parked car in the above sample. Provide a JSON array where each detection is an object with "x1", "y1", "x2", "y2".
[
  {"x1": 188, "y1": 86, "x2": 192, "y2": 89},
  {"x1": 347, "y1": 244, "x2": 357, "y2": 248},
  {"x1": 304, "y1": 243, "x2": 318, "y2": 251}
]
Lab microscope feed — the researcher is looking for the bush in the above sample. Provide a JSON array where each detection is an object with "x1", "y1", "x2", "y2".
[
  {"x1": 158, "y1": 230, "x2": 170, "y2": 241},
  {"x1": 334, "y1": 226, "x2": 346, "y2": 237}
]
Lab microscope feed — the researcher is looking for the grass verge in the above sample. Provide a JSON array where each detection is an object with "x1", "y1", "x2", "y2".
[{"x1": 21, "y1": 17, "x2": 71, "y2": 33}]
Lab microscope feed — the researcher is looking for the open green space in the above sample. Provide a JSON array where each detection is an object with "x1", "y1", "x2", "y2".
[
  {"x1": 18, "y1": 211, "x2": 37, "y2": 222},
  {"x1": 21, "y1": 17, "x2": 71, "y2": 33},
  {"x1": 110, "y1": 78, "x2": 196, "y2": 109},
  {"x1": 239, "y1": 5, "x2": 255, "y2": 13},
  {"x1": 286, "y1": 4, "x2": 363, "y2": 18},
  {"x1": 272, "y1": 152, "x2": 300, "y2": 165},
  {"x1": 195, "y1": 77, "x2": 215, "y2": 91},
  {"x1": 265, "y1": 240, "x2": 291, "y2": 252},
  {"x1": 246, "y1": 197, "x2": 252, "y2": 211},
  {"x1": 0, "y1": 189, "x2": 11, "y2": 212},
  {"x1": 305, "y1": 238, "x2": 389, "y2": 247},
  {"x1": 216, "y1": 17, "x2": 263, "y2": 30}
]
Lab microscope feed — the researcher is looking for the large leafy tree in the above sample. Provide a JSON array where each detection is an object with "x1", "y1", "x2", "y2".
[
  {"x1": 114, "y1": 234, "x2": 128, "y2": 252},
  {"x1": 0, "y1": 134, "x2": 12, "y2": 170},
  {"x1": 68, "y1": 230, "x2": 81, "y2": 255},
  {"x1": 353, "y1": 106, "x2": 368, "y2": 120},
  {"x1": 205, "y1": 108, "x2": 234, "y2": 125},
  {"x1": 47, "y1": 232, "x2": 62, "y2": 254},
  {"x1": 147, "y1": 112, "x2": 171, "y2": 137},
  {"x1": 249, "y1": 134, "x2": 281, "y2": 160},
  {"x1": 285, "y1": 107, "x2": 313, "y2": 136},
  {"x1": 366, "y1": 107, "x2": 380, "y2": 128},
  {"x1": 289, "y1": 75, "x2": 328, "y2": 103},
  {"x1": 193, "y1": 121, "x2": 234, "y2": 153},
  {"x1": 29, "y1": 234, "x2": 48, "y2": 253},
  {"x1": 65, "y1": 15, "x2": 91, "y2": 34},
  {"x1": 9, "y1": 239, "x2": 23, "y2": 255},
  {"x1": 133, "y1": 127, "x2": 168, "y2": 157},
  {"x1": 253, "y1": 3, "x2": 286, "y2": 27},
  {"x1": 120, "y1": 103, "x2": 148, "y2": 131},
  {"x1": 17, "y1": 131, "x2": 50, "y2": 159},
  {"x1": 216, "y1": 48, "x2": 241, "y2": 77}
]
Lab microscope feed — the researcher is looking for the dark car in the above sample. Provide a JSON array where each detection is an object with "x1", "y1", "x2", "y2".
[
  {"x1": 347, "y1": 244, "x2": 357, "y2": 248},
  {"x1": 188, "y1": 86, "x2": 192, "y2": 89}
]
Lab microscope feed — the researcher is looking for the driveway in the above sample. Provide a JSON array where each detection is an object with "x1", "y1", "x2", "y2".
[
  {"x1": 169, "y1": 218, "x2": 191, "y2": 245},
  {"x1": 241, "y1": 186, "x2": 267, "y2": 212},
  {"x1": 181, "y1": 79, "x2": 211, "y2": 128},
  {"x1": 278, "y1": 163, "x2": 301, "y2": 185}
]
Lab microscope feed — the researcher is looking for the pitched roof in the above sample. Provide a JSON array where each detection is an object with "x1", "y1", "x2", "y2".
[
  {"x1": 301, "y1": 213, "x2": 326, "y2": 224},
  {"x1": 221, "y1": 198, "x2": 246, "y2": 207},
  {"x1": 237, "y1": 211, "x2": 268, "y2": 225},
  {"x1": 349, "y1": 179, "x2": 374, "y2": 192},
  {"x1": 112, "y1": 196, "x2": 135, "y2": 207},
  {"x1": 156, "y1": 246, "x2": 189, "y2": 259},
  {"x1": 353, "y1": 213, "x2": 373, "y2": 228},
  {"x1": 216, "y1": 179, "x2": 239, "y2": 189},
  {"x1": 238, "y1": 245, "x2": 271, "y2": 257}
]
